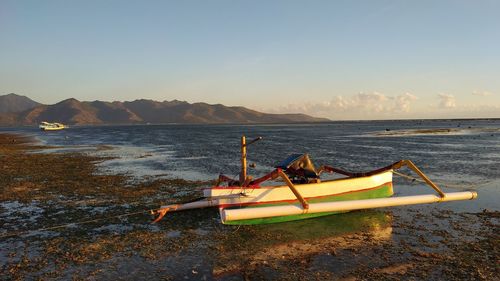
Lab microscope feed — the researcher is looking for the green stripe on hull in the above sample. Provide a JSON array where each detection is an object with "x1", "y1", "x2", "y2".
[{"x1": 223, "y1": 183, "x2": 393, "y2": 225}]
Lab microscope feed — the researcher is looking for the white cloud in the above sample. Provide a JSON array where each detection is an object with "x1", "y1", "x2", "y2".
[
  {"x1": 394, "y1": 93, "x2": 418, "y2": 113},
  {"x1": 258, "y1": 90, "x2": 500, "y2": 120},
  {"x1": 351, "y1": 92, "x2": 388, "y2": 113},
  {"x1": 437, "y1": 93, "x2": 456, "y2": 108},
  {"x1": 472, "y1": 91, "x2": 493, "y2": 97},
  {"x1": 265, "y1": 91, "x2": 419, "y2": 119}
]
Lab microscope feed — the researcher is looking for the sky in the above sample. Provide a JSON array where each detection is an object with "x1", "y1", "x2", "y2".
[{"x1": 1, "y1": 0, "x2": 499, "y2": 120}]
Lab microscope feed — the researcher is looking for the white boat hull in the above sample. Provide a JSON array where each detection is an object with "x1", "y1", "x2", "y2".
[{"x1": 203, "y1": 170, "x2": 393, "y2": 207}]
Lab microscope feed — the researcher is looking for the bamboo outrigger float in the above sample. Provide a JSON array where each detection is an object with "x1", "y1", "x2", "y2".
[{"x1": 153, "y1": 136, "x2": 477, "y2": 225}]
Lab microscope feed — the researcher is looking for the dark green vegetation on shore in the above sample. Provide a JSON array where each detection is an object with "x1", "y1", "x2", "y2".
[{"x1": 0, "y1": 133, "x2": 498, "y2": 280}]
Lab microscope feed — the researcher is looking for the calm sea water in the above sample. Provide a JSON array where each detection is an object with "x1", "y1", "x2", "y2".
[{"x1": 3, "y1": 119, "x2": 500, "y2": 211}]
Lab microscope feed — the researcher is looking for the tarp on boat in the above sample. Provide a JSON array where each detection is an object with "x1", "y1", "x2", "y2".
[{"x1": 276, "y1": 153, "x2": 319, "y2": 179}]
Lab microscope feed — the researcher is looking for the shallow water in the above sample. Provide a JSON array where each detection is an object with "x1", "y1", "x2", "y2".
[
  {"x1": 3, "y1": 120, "x2": 500, "y2": 218},
  {"x1": 6, "y1": 119, "x2": 500, "y2": 197}
]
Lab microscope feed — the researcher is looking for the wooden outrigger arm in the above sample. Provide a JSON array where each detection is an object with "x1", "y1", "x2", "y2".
[
  {"x1": 393, "y1": 160, "x2": 446, "y2": 198},
  {"x1": 277, "y1": 169, "x2": 309, "y2": 209},
  {"x1": 318, "y1": 159, "x2": 446, "y2": 198},
  {"x1": 272, "y1": 159, "x2": 446, "y2": 210}
]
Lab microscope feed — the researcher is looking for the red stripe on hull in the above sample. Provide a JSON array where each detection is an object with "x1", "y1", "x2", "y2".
[{"x1": 217, "y1": 181, "x2": 393, "y2": 209}]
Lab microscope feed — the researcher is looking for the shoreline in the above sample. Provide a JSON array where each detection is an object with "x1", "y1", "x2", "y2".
[
  {"x1": 1, "y1": 117, "x2": 500, "y2": 129},
  {"x1": 0, "y1": 133, "x2": 498, "y2": 280}
]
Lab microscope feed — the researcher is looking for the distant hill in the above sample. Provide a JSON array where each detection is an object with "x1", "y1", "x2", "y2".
[
  {"x1": 0, "y1": 93, "x2": 41, "y2": 113},
  {"x1": 0, "y1": 95, "x2": 329, "y2": 125},
  {"x1": 122, "y1": 99, "x2": 326, "y2": 124}
]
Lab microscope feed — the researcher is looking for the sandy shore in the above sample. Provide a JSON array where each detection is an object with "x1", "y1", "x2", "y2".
[{"x1": 0, "y1": 133, "x2": 498, "y2": 280}]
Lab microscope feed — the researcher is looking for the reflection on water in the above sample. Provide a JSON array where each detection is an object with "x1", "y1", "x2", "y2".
[
  {"x1": 253, "y1": 209, "x2": 392, "y2": 242},
  {"x1": 212, "y1": 210, "x2": 393, "y2": 275}
]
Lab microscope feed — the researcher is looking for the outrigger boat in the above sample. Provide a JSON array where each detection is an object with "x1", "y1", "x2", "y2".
[
  {"x1": 153, "y1": 136, "x2": 477, "y2": 225},
  {"x1": 39, "y1": 121, "x2": 67, "y2": 131}
]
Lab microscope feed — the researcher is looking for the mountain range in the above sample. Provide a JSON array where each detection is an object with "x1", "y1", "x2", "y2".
[
  {"x1": 0, "y1": 93, "x2": 41, "y2": 113},
  {"x1": 0, "y1": 94, "x2": 329, "y2": 125}
]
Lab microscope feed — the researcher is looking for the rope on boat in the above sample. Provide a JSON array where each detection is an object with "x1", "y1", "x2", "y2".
[{"x1": 393, "y1": 171, "x2": 491, "y2": 190}]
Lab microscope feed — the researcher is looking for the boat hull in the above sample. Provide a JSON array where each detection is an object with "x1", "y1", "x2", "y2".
[
  {"x1": 205, "y1": 170, "x2": 393, "y2": 205},
  {"x1": 40, "y1": 127, "x2": 65, "y2": 131},
  {"x1": 220, "y1": 181, "x2": 393, "y2": 224},
  {"x1": 207, "y1": 170, "x2": 394, "y2": 225}
]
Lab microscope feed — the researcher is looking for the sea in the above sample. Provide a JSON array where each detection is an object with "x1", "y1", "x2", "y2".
[{"x1": 3, "y1": 119, "x2": 500, "y2": 212}]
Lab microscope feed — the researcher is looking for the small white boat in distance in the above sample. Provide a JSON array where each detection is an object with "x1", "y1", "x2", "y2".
[{"x1": 39, "y1": 121, "x2": 67, "y2": 131}]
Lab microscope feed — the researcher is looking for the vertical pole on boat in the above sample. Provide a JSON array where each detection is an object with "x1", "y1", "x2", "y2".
[{"x1": 240, "y1": 135, "x2": 247, "y2": 186}]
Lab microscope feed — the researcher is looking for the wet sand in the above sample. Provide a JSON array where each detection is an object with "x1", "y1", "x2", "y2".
[{"x1": 0, "y1": 133, "x2": 498, "y2": 280}]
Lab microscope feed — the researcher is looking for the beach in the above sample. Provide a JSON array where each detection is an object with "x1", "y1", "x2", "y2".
[
  {"x1": 0, "y1": 130, "x2": 498, "y2": 280},
  {"x1": 2, "y1": 1, "x2": 499, "y2": 279}
]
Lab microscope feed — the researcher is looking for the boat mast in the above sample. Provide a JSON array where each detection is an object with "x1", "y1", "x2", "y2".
[
  {"x1": 240, "y1": 135, "x2": 262, "y2": 186},
  {"x1": 240, "y1": 136, "x2": 247, "y2": 185}
]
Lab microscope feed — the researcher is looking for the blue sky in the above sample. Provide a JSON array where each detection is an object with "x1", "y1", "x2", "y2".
[{"x1": 1, "y1": 0, "x2": 499, "y2": 119}]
